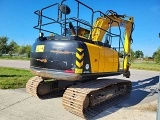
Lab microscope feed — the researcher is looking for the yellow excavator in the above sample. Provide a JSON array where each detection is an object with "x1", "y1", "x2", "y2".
[{"x1": 26, "y1": 0, "x2": 134, "y2": 118}]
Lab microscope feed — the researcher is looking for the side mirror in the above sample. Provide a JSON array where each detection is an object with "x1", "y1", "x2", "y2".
[{"x1": 59, "y1": 4, "x2": 71, "y2": 15}]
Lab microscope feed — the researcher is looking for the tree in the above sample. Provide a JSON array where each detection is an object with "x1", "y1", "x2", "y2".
[
  {"x1": 0, "y1": 36, "x2": 8, "y2": 54},
  {"x1": 25, "y1": 45, "x2": 31, "y2": 57},
  {"x1": 0, "y1": 36, "x2": 32, "y2": 58},
  {"x1": 130, "y1": 49, "x2": 135, "y2": 61},
  {"x1": 18, "y1": 45, "x2": 26, "y2": 55},
  {"x1": 18, "y1": 45, "x2": 31, "y2": 57},
  {"x1": 153, "y1": 47, "x2": 160, "y2": 64},
  {"x1": 134, "y1": 50, "x2": 144, "y2": 58},
  {"x1": 119, "y1": 50, "x2": 124, "y2": 58},
  {"x1": 118, "y1": 49, "x2": 135, "y2": 62},
  {"x1": 152, "y1": 51, "x2": 157, "y2": 58},
  {"x1": 8, "y1": 40, "x2": 18, "y2": 56}
]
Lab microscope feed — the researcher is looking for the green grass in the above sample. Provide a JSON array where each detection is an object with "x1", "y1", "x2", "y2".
[
  {"x1": 130, "y1": 62, "x2": 160, "y2": 71},
  {"x1": 0, "y1": 56, "x2": 30, "y2": 60},
  {"x1": 120, "y1": 60, "x2": 160, "y2": 71},
  {"x1": 0, "y1": 67, "x2": 33, "y2": 89}
]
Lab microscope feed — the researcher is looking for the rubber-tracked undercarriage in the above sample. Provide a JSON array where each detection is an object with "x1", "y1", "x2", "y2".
[{"x1": 26, "y1": 0, "x2": 134, "y2": 119}]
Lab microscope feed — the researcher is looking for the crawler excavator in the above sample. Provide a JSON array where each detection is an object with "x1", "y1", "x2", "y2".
[{"x1": 26, "y1": 0, "x2": 134, "y2": 118}]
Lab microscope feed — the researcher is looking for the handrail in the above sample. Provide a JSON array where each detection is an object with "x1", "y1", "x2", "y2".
[{"x1": 33, "y1": 0, "x2": 122, "y2": 44}]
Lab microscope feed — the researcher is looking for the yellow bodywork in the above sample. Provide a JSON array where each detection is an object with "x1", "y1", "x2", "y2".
[
  {"x1": 90, "y1": 15, "x2": 134, "y2": 72},
  {"x1": 85, "y1": 42, "x2": 118, "y2": 73},
  {"x1": 74, "y1": 13, "x2": 134, "y2": 74},
  {"x1": 91, "y1": 18, "x2": 109, "y2": 41}
]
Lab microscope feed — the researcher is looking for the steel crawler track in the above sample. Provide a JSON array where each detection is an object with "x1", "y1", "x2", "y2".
[
  {"x1": 26, "y1": 76, "x2": 43, "y2": 97},
  {"x1": 62, "y1": 79, "x2": 132, "y2": 119},
  {"x1": 26, "y1": 76, "x2": 62, "y2": 99},
  {"x1": 26, "y1": 76, "x2": 131, "y2": 119}
]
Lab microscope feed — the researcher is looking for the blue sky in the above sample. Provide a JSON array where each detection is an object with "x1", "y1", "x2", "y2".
[{"x1": 0, "y1": 0, "x2": 160, "y2": 57}]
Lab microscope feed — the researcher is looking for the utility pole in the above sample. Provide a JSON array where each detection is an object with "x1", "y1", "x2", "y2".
[{"x1": 157, "y1": 33, "x2": 160, "y2": 120}]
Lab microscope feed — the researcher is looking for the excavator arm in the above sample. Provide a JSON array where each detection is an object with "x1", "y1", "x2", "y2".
[
  {"x1": 123, "y1": 17, "x2": 134, "y2": 77},
  {"x1": 91, "y1": 13, "x2": 134, "y2": 78}
]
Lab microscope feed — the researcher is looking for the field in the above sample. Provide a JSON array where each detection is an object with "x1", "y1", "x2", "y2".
[
  {"x1": 0, "y1": 67, "x2": 33, "y2": 89},
  {"x1": 120, "y1": 59, "x2": 160, "y2": 71},
  {"x1": 130, "y1": 61, "x2": 160, "y2": 71}
]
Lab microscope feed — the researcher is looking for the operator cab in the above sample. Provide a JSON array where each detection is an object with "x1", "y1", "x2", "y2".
[{"x1": 64, "y1": 25, "x2": 90, "y2": 38}]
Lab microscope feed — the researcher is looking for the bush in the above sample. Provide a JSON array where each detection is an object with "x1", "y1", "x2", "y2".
[{"x1": 154, "y1": 47, "x2": 160, "y2": 64}]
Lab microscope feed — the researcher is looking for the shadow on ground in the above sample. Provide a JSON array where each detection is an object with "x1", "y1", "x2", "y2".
[
  {"x1": 40, "y1": 90, "x2": 64, "y2": 99},
  {"x1": 120, "y1": 76, "x2": 159, "y2": 107},
  {"x1": 92, "y1": 75, "x2": 159, "y2": 120}
]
